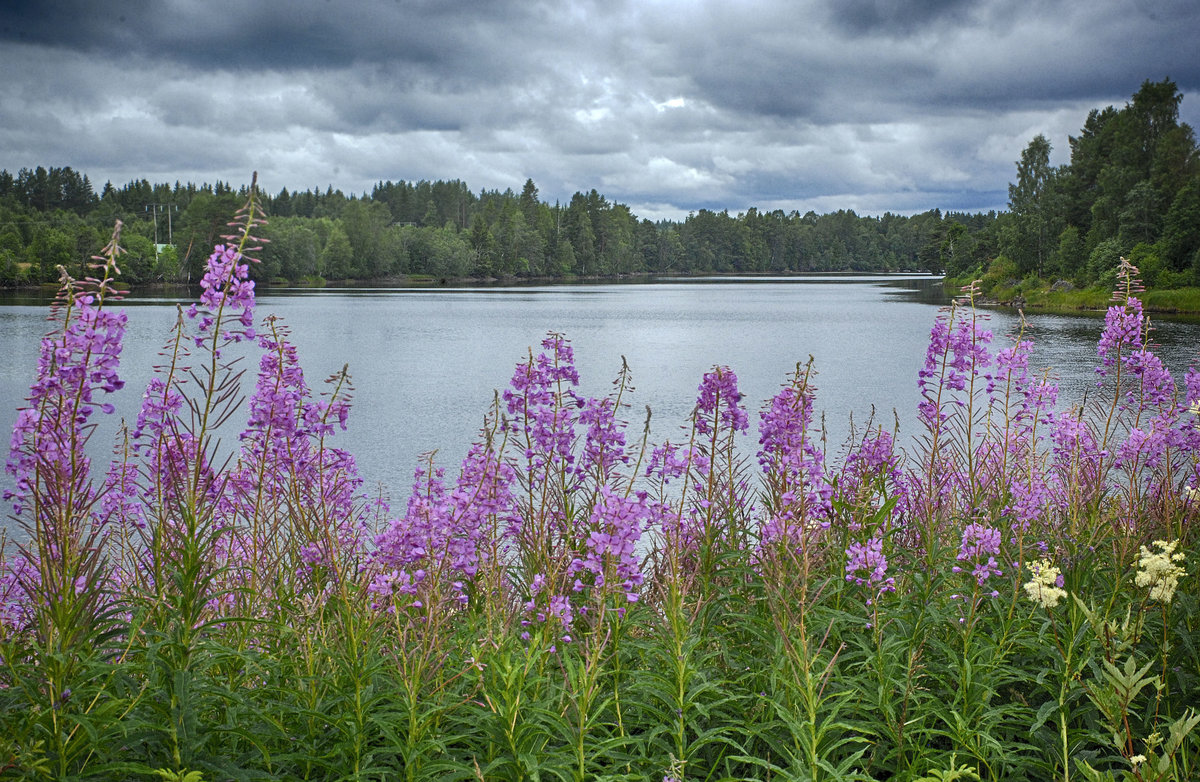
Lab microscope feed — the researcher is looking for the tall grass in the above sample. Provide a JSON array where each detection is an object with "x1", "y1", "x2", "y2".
[{"x1": 2, "y1": 195, "x2": 1198, "y2": 781}]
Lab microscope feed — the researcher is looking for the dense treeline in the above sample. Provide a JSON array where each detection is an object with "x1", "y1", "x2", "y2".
[
  {"x1": 0, "y1": 168, "x2": 990, "y2": 286},
  {"x1": 2, "y1": 78, "x2": 1195, "y2": 289},
  {"x1": 979, "y1": 78, "x2": 1200, "y2": 290},
  {"x1": 0, "y1": 169, "x2": 251, "y2": 286}
]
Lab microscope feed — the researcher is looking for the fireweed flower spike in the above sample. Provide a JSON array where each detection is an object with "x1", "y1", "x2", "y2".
[
  {"x1": 685, "y1": 366, "x2": 750, "y2": 555},
  {"x1": 502, "y1": 333, "x2": 582, "y2": 539},
  {"x1": 187, "y1": 243, "x2": 257, "y2": 351},
  {"x1": 1135, "y1": 539, "x2": 1186, "y2": 604},
  {"x1": 953, "y1": 522, "x2": 1003, "y2": 594},
  {"x1": 834, "y1": 429, "x2": 910, "y2": 539},
  {"x1": 694, "y1": 366, "x2": 749, "y2": 436},
  {"x1": 2, "y1": 223, "x2": 127, "y2": 629},
  {"x1": 913, "y1": 293, "x2": 997, "y2": 523},
  {"x1": 5, "y1": 230, "x2": 128, "y2": 516},
  {"x1": 1096, "y1": 259, "x2": 1147, "y2": 380},
  {"x1": 757, "y1": 366, "x2": 832, "y2": 550},
  {"x1": 845, "y1": 537, "x2": 895, "y2": 601},
  {"x1": 566, "y1": 485, "x2": 646, "y2": 604},
  {"x1": 1022, "y1": 558, "x2": 1067, "y2": 609}
]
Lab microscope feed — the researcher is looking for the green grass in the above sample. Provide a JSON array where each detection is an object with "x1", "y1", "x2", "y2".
[{"x1": 945, "y1": 275, "x2": 1200, "y2": 314}]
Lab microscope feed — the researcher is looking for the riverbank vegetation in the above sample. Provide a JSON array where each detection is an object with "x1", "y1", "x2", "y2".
[
  {"x1": 947, "y1": 78, "x2": 1200, "y2": 311},
  {"x1": 2, "y1": 183, "x2": 1199, "y2": 780}
]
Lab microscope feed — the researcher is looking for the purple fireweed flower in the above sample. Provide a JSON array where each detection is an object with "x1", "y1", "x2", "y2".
[
  {"x1": 1005, "y1": 467, "x2": 1060, "y2": 533},
  {"x1": 503, "y1": 334, "x2": 583, "y2": 486},
  {"x1": 989, "y1": 338, "x2": 1059, "y2": 440},
  {"x1": 1096, "y1": 296, "x2": 1144, "y2": 376},
  {"x1": 694, "y1": 366, "x2": 748, "y2": 436},
  {"x1": 547, "y1": 594, "x2": 574, "y2": 625},
  {"x1": 211, "y1": 320, "x2": 367, "y2": 599},
  {"x1": 373, "y1": 464, "x2": 450, "y2": 572},
  {"x1": 372, "y1": 439, "x2": 515, "y2": 608},
  {"x1": 520, "y1": 573, "x2": 576, "y2": 641},
  {"x1": 126, "y1": 365, "x2": 221, "y2": 512},
  {"x1": 646, "y1": 441, "x2": 700, "y2": 484},
  {"x1": 1024, "y1": 377, "x2": 1059, "y2": 419},
  {"x1": 132, "y1": 375, "x2": 186, "y2": 446},
  {"x1": 574, "y1": 394, "x2": 631, "y2": 488},
  {"x1": 917, "y1": 305, "x2": 993, "y2": 430},
  {"x1": 2, "y1": 235, "x2": 127, "y2": 627},
  {"x1": 835, "y1": 430, "x2": 910, "y2": 525},
  {"x1": 367, "y1": 568, "x2": 421, "y2": 611},
  {"x1": 757, "y1": 378, "x2": 837, "y2": 551},
  {"x1": 953, "y1": 522, "x2": 1003, "y2": 587},
  {"x1": 244, "y1": 323, "x2": 309, "y2": 441},
  {"x1": 449, "y1": 441, "x2": 517, "y2": 574},
  {"x1": 0, "y1": 553, "x2": 39, "y2": 630},
  {"x1": 917, "y1": 318, "x2": 951, "y2": 429},
  {"x1": 843, "y1": 430, "x2": 899, "y2": 477},
  {"x1": 845, "y1": 537, "x2": 895, "y2": 597},
  {"x1": 223, "y1": 324, "x2": 312, "y2": 519},
  {"x1": 1051, "y1": 413, "x2": 1101, "y2": 473},
  {"x1": 186, "y1": 244, "x2": 256, "y2": 352},
  {"x1": 5, "y1": 286, "x2": 127, "y2": 516},
  {"x1": 988, "y1": 340, "x2": 1033, "y2": 396},
  {"x1": 946, "y1": 313, "x2": 993, "y2": 393},
  {"x1": 567, "y1": 485, "x2": 646, "y2": 603},
  {"x1": 1114, "y1": 426, "x2": 1165, "y2": 471},
  {"x1": 1122, "y1": 348, "x2": 1174, "y2": 412},
  {"x1": 124, "y1": 240, "x2": 261, "y2": 519},
  {"x1": 758, "y1": 384, "x2": 826, "y2": 488},
  {"x1": 1185, "y1": 367, "x2": 1200, "y2": 409},
  {"x1": 95, "y1": 459, "x2": 146, "y2": 533},
  {"x1": 912, "y1": 302, "x2": 998, "y2": 524},
  {"x1": 3, "y1": 277, "x2": 126, "y2": 631}
]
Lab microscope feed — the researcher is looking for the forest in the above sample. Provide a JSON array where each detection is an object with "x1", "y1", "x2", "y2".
[{"x1": 0, "y1": 79, "x2": 1195, "y2": 290}]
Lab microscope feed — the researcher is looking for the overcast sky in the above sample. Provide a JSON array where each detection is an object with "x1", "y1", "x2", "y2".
[{"x1": 2, "y1": 0, "x2": 1198, "y2": 221}]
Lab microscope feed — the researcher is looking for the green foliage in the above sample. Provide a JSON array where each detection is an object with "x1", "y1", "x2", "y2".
[
  {"x1": 1003, "y1": 134, "x2": 1059, "y2": 276},
  {"x1": 912, "y1": 757, "x2": 982, "y2": 781},
  {"x1": 1161, "y1": 178, "x2": 1200, "y2": 271},
  {"x1": 978, "y1": 254, "x2": 1020, "y2": 294},
  {"x1": 120, "y1": 233, "x2": 157, "y2": 283},
  {"x1": 998, "y1": 79, "x2": 1200, "y2": 288},
  {"x1": 2, "y1": 168, "x2": 998, "y2": 287},
  {"x1": 153, "y1": 769, "x2": 207, "y2": 782}
]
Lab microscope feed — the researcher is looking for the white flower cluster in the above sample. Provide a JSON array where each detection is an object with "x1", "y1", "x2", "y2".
[
  {"x1": 1135, "y1": 540, "x2": 1187, "y2": 604},
  {"x1": 1023, "y1": 558, "x2": 1068, "y2": 609}
]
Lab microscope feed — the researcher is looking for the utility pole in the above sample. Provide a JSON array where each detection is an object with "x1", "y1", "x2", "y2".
[{"x1": 144, "y1": 203, "x2": 178, "y2": 245}]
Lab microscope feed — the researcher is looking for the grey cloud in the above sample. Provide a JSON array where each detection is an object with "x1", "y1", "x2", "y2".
[
  {"x1": 1, "y1": 0, "x2": 1198, "y2": 220},
  {"x1": 824, "y1": 0, "x2": 985, "y2": 37}
]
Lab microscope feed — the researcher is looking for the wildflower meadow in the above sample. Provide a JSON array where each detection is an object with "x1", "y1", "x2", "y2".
[{"x1": 1, "y1": 182, "x2": 1198, "y2": 781}]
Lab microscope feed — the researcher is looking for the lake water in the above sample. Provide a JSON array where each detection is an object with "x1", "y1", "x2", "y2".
[{"x1": 3, "y1": 277, "x2": 1199, "y2": 525}]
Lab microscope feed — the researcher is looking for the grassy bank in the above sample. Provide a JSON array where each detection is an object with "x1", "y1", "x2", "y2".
[{"x1": 945, "y1": 274, "x2": 1200, "y2": 315}]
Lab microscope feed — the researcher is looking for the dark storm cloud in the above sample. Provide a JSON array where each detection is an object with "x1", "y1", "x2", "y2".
[
  {"x1": 1, "y1": 0, "x2": 1197, "y2": 219},
  {"x1": 826, "y1": 0, "x2": 984, "y2": 36},
  {"x1": 667, "y1": 0, "x2": 1200, "y2": 123},
  {"x1": 1, "y1": 0, "x2": 500, "y2": 69},
  {"x1": 0, "y1": 0, "x2": 150, "y2": 49}
]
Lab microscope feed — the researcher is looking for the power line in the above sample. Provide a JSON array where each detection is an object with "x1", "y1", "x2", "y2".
[{"x1": 144, "y1": 203, "x2": 178, "y2": 246}]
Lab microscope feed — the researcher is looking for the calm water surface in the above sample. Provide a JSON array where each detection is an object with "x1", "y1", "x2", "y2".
[{"x1": 3, "y1": 277, "x2": 1199, "y2": 523}]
